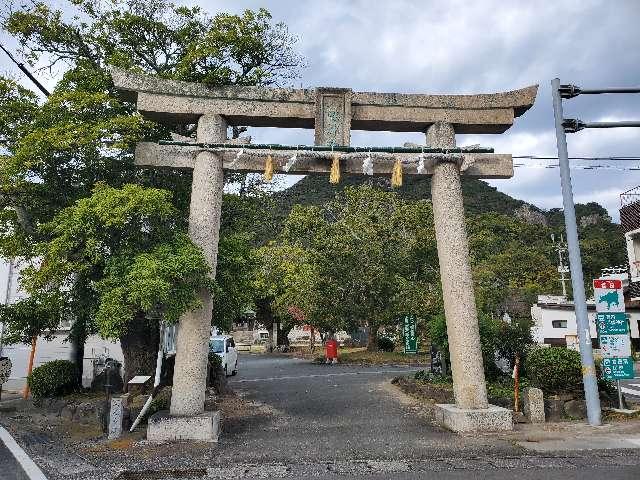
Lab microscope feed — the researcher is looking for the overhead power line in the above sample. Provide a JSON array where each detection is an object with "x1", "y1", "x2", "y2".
[
  {"x1": 513, "y1": 155, "x2": 640, "y2": 161},
  {"x1": 513, "y1": 163, "x2": 640, "y2": 172},
  {"x1": 0, "y1": 42, "x2": 50, "y2": 97}
]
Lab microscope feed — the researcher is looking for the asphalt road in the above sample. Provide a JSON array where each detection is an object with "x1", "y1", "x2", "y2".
[
  {"x1": 223, "y1": 354, "x2": 474, "y2": 463},
  {"x1": 0, "y1": 440, "x2": 27, "y2": 480},
  {"x1": 223, "y1": 354, "x2": 525, "y2": 462},
  {"x1": 220, "y1": 354, "x2": 640, "y2": 480},
  {"x1": 2, "y1": 354, "x2": 639, "y2": 479}
]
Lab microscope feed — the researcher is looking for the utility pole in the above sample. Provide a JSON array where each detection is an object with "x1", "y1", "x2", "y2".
[
  {"x1": 551, "y1": 233, "x2": 569, "y2": 297},
  {"x1": 552, "y1": 78, "x2": 602, "y2": 426},
  {"x1": 551, "y1": 78, "x2": 640, "y2": 427}
]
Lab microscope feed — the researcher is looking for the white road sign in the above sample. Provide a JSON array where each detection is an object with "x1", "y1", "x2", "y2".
[{"x1": 599, "y1": 334, "x2": 632, "y2": 358}]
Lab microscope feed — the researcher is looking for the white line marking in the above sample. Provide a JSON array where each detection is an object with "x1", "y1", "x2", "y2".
[
  {"x1": 620, "y1": 387, "x2": 640, "y2": 397},
  {"x1": 627, "y1": 438, "x2": 640, "y2": 447},
  {"x1": 0, "y1": 426, "x2": 48, "y2": 479},
  {"x1": 230, "y1": 369, "x2": 422, "y2": 383}
]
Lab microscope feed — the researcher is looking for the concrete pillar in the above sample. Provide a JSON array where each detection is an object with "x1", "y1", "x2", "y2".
[
  {"x1": 170, "y1": 114, "x2": 226, "y2": 416},
  {"x1": 428, "y1": 122, "x2": 489, "y2": 410}
]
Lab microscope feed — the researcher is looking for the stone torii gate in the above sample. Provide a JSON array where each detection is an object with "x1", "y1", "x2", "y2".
[{"x1": 111, "y1": 68, "x2": 537, "y2": 439}]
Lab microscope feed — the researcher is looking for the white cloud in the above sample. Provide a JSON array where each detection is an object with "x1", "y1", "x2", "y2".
[{"x1": 4, "y1": 0, "x2": 639, "y2": 219}]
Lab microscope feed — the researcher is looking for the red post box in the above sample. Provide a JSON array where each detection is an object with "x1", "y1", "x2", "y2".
[{"x1": 325, "y1": 339, "x2": 339, "y2": 364}]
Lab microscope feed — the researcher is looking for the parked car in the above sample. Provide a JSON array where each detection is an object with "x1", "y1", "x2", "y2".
[{"x1": 209, "y1": 335, "x2": 238, "y2": 376}]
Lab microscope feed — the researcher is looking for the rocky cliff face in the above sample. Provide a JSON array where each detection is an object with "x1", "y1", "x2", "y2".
[{"x1": 514, "y1": 205, "x2": 548, "y2": 226}]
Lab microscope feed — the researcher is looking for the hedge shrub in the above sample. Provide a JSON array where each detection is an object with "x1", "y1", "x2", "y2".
[
  {"x1": 525, "y1": 347, "x2": 582, "y2": 394},
  {"x1": 377, "y1": 337, "x2": 395, "y2": 352},
  {"x1": 27, "y1": 360, "x2": 79, "y2": 399}
]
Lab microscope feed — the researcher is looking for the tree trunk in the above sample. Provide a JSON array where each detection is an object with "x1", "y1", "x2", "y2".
[
  {"x1": 277, "y1": 323, "x2": 291, "y2": 346},
  {"x1": 255, "y1": 297, "x2": 274, "y2": 333},
  {"x1": 69, "y1": 316, "x2": 87, "y2": 386},
  {"x1": 367, "y1": 325, "x2": 379, "y2": 352},
  {"x1": 119, "y1": 314, "x2": 160, "y2": 384},
  {"x1": 23, "y1": 336, "x2": 37, "y2": 399}
]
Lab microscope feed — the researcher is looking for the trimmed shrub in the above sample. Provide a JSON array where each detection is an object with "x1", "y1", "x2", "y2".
[
  {"x1": 27, "y1": 360, "x2": 79, "y2": 399},
  {"x1": 377, "y1": 337, "x2": 395, "y2": 352},
  {"x1": 525, "y1": 347, "x2": 582, "y2": 395}
]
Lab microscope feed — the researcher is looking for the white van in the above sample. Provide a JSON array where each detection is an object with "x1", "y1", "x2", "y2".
[{"x1": 209, "y1": 335, "x2": 238, "y2": 376}]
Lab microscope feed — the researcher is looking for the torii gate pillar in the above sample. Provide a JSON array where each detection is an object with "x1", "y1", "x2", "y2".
[
  {"x1": 147, "y1": 114, "x2": 226, "y2": 442},
  {"x1": 428, "y1": 122, "x2": 511, "y2": 431}
]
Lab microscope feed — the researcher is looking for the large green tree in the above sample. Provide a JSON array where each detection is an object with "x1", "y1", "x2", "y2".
[
  {"x1": 262, "y1": 185, "x2": 442, "y2": 351},
  {"x1": 0, "y1": 1, "x2": 303, "y2": 375},
  {"x1": 467, "y1": 212, "x2": 558, "y2": 315},
  {"x1": 21, "y1": 183, "x2": 213, "y2": 381}
]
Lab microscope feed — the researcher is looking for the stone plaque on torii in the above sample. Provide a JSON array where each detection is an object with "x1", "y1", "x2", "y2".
[{"x1": 111, "y1": 68, "x2": 537, "y2": 438}]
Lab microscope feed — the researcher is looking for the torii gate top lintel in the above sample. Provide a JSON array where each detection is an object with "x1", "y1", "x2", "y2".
[{"x1": 110, "y1": 67, "x2": 538, "y2": 142}]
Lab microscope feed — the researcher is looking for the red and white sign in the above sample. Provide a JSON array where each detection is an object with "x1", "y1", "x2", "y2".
[
  {"x1": 593, "y1": 278, "x2": 625, "y2": 313},
  {"x1": 593, "y1": 279, "x2": 622, "y2": 290}
]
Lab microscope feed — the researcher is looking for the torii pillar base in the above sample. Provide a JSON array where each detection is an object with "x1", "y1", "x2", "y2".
[
  {"x1": 434, "y1": 404, "x2": 513, "y2": 433},
  {"x1": 147, "y1": 410, "x2": 220, "y2": 443}
]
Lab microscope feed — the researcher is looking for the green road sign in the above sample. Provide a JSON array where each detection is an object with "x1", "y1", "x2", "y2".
[
  {"x1": 596, "y1": 312, "x2": 629, "y2": 335},
  {"x1": 601, "y1": 357, "x2": 635, "y2": 380},
  {"x1": 403, "y1": 315, "x2": 417, "y2": 354}
]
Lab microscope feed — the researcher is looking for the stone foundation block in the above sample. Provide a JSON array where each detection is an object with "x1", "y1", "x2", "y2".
[
  {"x1": 147, "y1": 410, "x2": 220, "y2": 442},
  {"x1": 434, "y1": 404, "x2": 513, "y2": 432},
  {"x1": 523, "y1": 387, "x2": 545, "y2": 424}
]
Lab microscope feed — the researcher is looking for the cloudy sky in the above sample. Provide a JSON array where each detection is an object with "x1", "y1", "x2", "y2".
[{"x1": 2, "y1": 0, "x2": 639, "y2": 219}]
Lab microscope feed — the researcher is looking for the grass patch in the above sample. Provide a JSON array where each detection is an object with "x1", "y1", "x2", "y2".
[
  {"x1": 396, "y1": 370, "x2": 527, "y2": 410},
  {"x1": 333, "y1": 347, "x2": 431, "y2": 365}
]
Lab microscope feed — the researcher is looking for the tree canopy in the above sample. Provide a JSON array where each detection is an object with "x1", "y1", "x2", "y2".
[
  {"x1": 258, "y1": 185, "x2": 442, "y2": 350},
  {"x1": 0, "y1": 1, "x2": 304, "y2": 378}
]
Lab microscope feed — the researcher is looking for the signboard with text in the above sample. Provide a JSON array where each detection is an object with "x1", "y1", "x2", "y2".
[
  {"x1": 596, "y1": 312, "x2": 629, "y2": 335},
  {"x1": 599, "y1": 334, "x2": 632, "y2": 358},
  {"x1": 594, "y1": 278, "x2": 634, "y2": 380},
  {"x1": 403, "y1": 315, "x2": 417, "y2": 354},
  {"x1": 601, "y1": 357, "x2": 635, "y2": 380}
]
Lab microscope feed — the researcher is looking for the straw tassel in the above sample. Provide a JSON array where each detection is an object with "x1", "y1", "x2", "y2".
[
  {"x1": 391, "y1": 158, "x2": 403, "y2": 187},
  {"x1": 263, "y1": 154, "x2": 274, "y2": 182},
  {"x1": 329, "y1": 153, "x2": 340, "y2": 184}
]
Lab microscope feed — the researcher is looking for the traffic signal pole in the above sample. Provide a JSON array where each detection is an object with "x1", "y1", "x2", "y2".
[{"x1": 551, "y1": 78, "x2": 602, "y2": 426}]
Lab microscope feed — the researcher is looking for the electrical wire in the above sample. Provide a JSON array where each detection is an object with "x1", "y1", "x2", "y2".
[
  {"x1": 513, "y1": 163, "x2": 640, "y2": 172},
  {"x1": 513, "y1": 155, "x2": 640, "y2": 161}
]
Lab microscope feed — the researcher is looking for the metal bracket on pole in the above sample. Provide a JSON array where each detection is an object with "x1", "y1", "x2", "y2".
[
  {"x1": 559, "y1": 84, "x2": 582, "y2": 99},
  {"x1": 562, "y1": 119, "x2": 587, "y2": 133},
  {"x1": 559, "y1": 84, "x2": 640, "y2": 98},
  {"x1": 563, "y1": 118, "x2": 640, "y2": 133},
  {"x1": 551, "y1": 78, "x2": 602, "y2": 426}
]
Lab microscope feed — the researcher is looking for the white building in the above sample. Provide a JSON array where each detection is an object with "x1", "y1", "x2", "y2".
[
  {"x1": 0, "y1": 259, "x2": 123, "y2": 389},
  {"x1": 531, "y1": 295, "x2": 640, "y2": 351}
]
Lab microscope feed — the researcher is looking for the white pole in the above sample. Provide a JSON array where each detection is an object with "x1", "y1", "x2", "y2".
[{"x1": 130, "y1": 323, "x2": 165, "y2": 432}]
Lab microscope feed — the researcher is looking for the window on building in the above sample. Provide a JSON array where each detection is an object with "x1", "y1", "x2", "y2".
[{"x1": 552, "y1": 320, "x2": 567, "y2": 328}]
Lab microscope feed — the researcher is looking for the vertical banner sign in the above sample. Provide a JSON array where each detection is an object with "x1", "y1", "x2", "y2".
[
  {"x1": 403, "y1": 315, "x2": 418, "y2": 354},
  {"x1": 594, "y1": 279, "x2": 635, "y2": 380}
]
